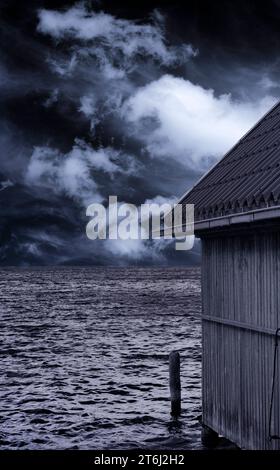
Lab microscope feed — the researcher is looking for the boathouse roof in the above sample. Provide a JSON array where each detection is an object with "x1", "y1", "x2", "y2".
[{"x1": 181, "y1": 101, "x2": 280, "y2": 227}]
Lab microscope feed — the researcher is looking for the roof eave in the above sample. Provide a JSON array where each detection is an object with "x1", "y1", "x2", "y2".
[{"x1": 192, "y1": 205, "x2": 280, "y2": 235}]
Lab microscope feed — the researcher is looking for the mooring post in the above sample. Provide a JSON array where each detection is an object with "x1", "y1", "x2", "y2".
[{"x1": 169, "y1": 350, "x2": 181, "y2": 416}]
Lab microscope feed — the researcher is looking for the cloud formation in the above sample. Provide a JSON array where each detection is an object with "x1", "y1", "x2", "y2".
[
  {"x1": 123, "y1": 75, "x2": 276, "y2": 169},
  {"x1": 38, "y1": 4, "x2": 196, "y2": 74},
  {"x1": 1, "y1": 0, "x2": 279, "y2": 265},
  {"x1": 36, "y1": 2, "x2": 276, "y2": 176},
  {"x1": 26, "y1": 139, "x2": 139, "y2": 207}
]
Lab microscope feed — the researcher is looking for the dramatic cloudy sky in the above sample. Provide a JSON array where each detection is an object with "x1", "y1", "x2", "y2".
[{"x1": 1, "y1": 0, "x2": 280, "y2": 265}]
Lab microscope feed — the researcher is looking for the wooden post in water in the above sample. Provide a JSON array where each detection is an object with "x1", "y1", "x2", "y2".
[{"x1": 169, "y1": 350, "x2": 181, "y2": 416}]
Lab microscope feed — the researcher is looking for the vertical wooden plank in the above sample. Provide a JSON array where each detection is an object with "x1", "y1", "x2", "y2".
[{"x1": 201, "y1": 229, "x2": 280, "y2": 449}]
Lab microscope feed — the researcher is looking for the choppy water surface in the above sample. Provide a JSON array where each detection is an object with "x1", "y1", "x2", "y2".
[{"x1": 0, "y1": 267, "x2": 202, "y2": 450}]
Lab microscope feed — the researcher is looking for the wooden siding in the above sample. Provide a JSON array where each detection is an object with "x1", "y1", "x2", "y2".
[{"x1": 202, "y1": 231, "x2": 280, "y2": 449}]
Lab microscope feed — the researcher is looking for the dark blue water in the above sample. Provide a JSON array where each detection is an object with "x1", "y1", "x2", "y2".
[{"x1": 0, "y1": 267, "x2": 202, "y2": 449}]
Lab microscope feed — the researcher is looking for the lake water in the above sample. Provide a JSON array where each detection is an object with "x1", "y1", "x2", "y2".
[{"x1": 0, "y1": 267, "x2": 202, "y2": 450}]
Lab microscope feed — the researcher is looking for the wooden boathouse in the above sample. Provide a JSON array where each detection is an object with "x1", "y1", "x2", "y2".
[{"x1": 181, "y1": 101, "x2": 280, "y2": 449}]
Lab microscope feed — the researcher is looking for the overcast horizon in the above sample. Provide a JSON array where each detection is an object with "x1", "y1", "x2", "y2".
[{"x1": 1, "y1": 0, "x2": 280, "y2": 266}]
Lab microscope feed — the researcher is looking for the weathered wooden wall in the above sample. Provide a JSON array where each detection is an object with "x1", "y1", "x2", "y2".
[{"x1": 202, "y1": 230, "x2": 280, "y2": 449}]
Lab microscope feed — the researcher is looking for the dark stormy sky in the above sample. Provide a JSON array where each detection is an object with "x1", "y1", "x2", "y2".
[{"x1": 1, "y1": 0, "x2": 280, "y2": 266}]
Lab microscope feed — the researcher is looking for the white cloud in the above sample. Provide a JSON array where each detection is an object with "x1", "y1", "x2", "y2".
[
  {"x1": 123, "y1": 74, "x2": 276, "y2": 169},
  {"x1": 103, "y1": 194, "x2": 179, "y2": 260},
  {"x1": 0, "y1": 179, "x2": 14, "y2": 191},
  {"x1": 37, "y1": 3, "x2": 196, "y2": 138},
  {"x1": 25, "y1": 139, "x2": 138, "y2": 207},
  {"x1": 144, "y1": 195, "x2": 177, "y2": 206},
  {"x1": 37, "y1": 4, "x2": 277, "y2": 176},
  {"x1": 105, "y1": 235, "x2": 170, "y2": 262},
  {"x1": 37, "y1": 3, "x2": 196, "y2": 77},
  {"x1": 105, "y1": 238, "x2": 151, "y2": 260},
  {"x1": 79, "y1": 95, "x2": 100, "y2": 131},
  {"x1": 79, "y1": 95, "x2": 96, "y2": 117},
  {"x1": 43, "y1": 88, "x2": 59, "y2": 108},
  {"x1": 258, "y1": 75, "x2": 279, "y2": 91},
  {"x1": 48, "y1": 53, "x2": 78, "y2": 77}
]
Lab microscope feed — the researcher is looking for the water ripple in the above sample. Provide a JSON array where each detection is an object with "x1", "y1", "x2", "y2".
[{"x1": 0, "y1": 267, "x2": 202, "y2": 449}]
